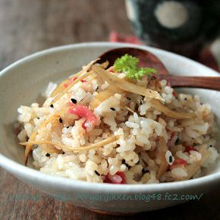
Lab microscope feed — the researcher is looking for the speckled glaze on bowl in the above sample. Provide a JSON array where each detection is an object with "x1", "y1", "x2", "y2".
[
  {"x1": 125, "y1": 0, "x2": 220, "y2": 58},
  {"x1": 0, "y1": 42, "x2": 220, "y2": 214}
]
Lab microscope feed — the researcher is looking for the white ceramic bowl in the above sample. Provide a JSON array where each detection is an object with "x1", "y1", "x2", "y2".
[{"x1": 0, "y1": 42, "x2": 219, "y2": 214}]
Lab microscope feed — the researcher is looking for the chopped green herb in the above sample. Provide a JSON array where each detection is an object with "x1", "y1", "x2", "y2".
[{"x1": 114, "y1": 54, "x2": 158, "y2": 80}]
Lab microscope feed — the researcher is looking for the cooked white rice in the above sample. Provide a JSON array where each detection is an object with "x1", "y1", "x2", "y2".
[{"x1": 17, "y1": 61, "x2": 219, "y2": 184}]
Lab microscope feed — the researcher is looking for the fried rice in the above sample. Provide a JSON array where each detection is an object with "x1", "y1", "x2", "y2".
[{"x1": 16, "y1": 58, "x2": 219, "y2": 184}]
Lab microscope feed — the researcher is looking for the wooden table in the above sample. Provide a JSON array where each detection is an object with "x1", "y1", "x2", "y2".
[{"x1": 0, "y1": 0, "x2": 219, "y2": 219}]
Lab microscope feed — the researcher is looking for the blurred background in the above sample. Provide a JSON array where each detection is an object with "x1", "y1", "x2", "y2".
[
  {"x1": 0, "y1": 0, "x2": 131, "y2": 69},
  {"x1": 0, "y1": 0, "x2": 220, "y2": 219},
  {"x1": 0, "y1": 0, "x2": 219, "y2": 71}
]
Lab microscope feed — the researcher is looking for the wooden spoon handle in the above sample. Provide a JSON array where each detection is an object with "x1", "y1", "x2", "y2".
[{"x1": 158, "y1": 75, "x2": 220, "y2": 91}]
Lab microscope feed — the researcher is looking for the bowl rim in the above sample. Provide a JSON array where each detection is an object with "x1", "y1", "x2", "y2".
[{"x1": 0, "y1": 41, "x2": 219, "y2": 193}]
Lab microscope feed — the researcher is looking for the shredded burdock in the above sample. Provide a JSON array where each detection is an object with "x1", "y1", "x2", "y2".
[
  {"x1": 92, "y1": 65, "x2": 194, "y2": 119},
  {"x1": 92, "y1": 65, "x2": 164, "y2": 102},
  {"x1": 156, "y1": 137, "x2": 169, "y2": 180},
  {"x1": 51, "y1": 60, "x2": 108, "y2": 99},
  {"x1": 90, "y1": 85, "x2": 121, "y2": 110},
  {"x1": 23, "y1": 111, "x2": 67, "y2": 164},
  {"x1": 21, "y1": 135, "x2": 120, "y2": 153}
]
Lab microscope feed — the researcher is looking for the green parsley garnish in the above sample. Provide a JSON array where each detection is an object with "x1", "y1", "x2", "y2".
[{"x1": 113, "y1": 54, "x2": 158, "y2": 80}]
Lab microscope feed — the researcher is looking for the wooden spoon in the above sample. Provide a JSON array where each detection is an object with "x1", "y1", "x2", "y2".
[{"x1": 98, "y1": 47, "x2": 220, "y2": 91}]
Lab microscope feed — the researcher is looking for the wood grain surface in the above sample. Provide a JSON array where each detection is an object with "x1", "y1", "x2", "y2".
[
  {"x1": 0, "y1": 0, "x2": 220, "y2": 220},
  {"x1": 159, "y1": 75, "x2": 220, "y2": 90}
]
